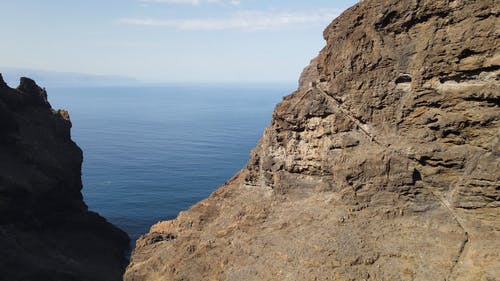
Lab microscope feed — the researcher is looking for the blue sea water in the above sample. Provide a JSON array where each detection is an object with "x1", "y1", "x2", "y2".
[{"x1": 47, "y1": 84, "x2": 292, "y2": 242}]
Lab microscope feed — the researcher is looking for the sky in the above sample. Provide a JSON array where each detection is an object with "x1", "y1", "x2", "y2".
[{"x1": 0, "y1": 0, "x2": 358, "y2": 83}]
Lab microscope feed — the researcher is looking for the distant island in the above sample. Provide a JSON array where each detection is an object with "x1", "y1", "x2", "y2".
[{"x1": 0, "y1": 67, "x2": 138, "y2": 87}]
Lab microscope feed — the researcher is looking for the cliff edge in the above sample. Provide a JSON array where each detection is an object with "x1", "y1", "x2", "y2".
[
  {"x1": 126, "y1": 0, "x2": 499, "y2": 280},
  {"x1": 0, "y1": 75, "x2": 129, "y2": 281}
]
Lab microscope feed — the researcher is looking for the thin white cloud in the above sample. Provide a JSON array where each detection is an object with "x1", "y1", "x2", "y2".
[
  {"x1": 98, "y1": 41, "x2": 160, "y2": 48},
  {"x1": 117, "y1": 10, "x2": 340, "y2": 31},
  {"x1": 140, "y1": 0, "x2": 240, "y2": 5},
  {"x1": 141, "y1": 0, "x2": 199, "y2": 4}
]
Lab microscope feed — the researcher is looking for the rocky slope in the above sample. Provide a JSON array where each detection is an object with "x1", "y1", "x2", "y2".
[
  {"x1": 126, "y1": 0, "x2": 499, "y2": 280},
  {"x1": 0, "y1": 75, "x2": 129, "y2": 281}
]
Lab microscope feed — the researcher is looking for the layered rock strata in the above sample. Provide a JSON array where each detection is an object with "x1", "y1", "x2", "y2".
[
  {"x1": 0, "y1": 75, "x2": 129, "y2": 281},
  {"x1": 126, "y1": 0, "x2": 499, "y2": 280}
]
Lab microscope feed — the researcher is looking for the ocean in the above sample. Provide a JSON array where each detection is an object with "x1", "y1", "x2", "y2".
[{"x1": 48, "y1": 84, "x2": 292, "y2": 243}]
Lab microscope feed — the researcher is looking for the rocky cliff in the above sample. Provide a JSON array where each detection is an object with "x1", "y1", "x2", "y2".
[
  {"x1": 0, "y1": 75, "x2": 129, "y2": 281},
  {"x1": 126, "y1": 0, "x2": 499, "y2": 280}
]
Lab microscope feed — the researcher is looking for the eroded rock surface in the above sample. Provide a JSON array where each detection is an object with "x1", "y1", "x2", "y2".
[
  {"x1": 0, "y1": 75, "x2": 129, "y2": 281},
  {"x1": 126, "y1": 0, "x2": 499, "y2": 280}
]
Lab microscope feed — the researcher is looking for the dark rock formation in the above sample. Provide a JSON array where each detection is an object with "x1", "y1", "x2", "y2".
[
  {"x1": 126, "y1": 0, "x2": 499, "y2": 280},
  {"x1": 0, "y1": 75, "x2": 129, "y2": 281}
]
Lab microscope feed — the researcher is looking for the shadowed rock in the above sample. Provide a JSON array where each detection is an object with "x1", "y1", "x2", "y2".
[
  {"x1": 0, "y1": 74, "x2": 8, "y2": 88},
  {"x1": 0, "y1": 76, "x2": 130, "y2": 281}
]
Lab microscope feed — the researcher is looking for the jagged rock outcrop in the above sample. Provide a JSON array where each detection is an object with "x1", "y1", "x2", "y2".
[
  {"x1": 126, "y1": 0, "x2": 499, "y2": 280},
  {"x1": 0, "y1": 74, "x2": 129, "y2": 281}
]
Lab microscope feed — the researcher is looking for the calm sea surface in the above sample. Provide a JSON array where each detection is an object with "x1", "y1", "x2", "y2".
[{"x1": 48, "y1": 84, "x2": 291, "y2": 242}]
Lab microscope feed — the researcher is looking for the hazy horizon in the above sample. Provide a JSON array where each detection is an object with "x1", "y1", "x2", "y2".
[
  {"x1": 0, "y1": 0, "x2": 358, "y2": 83},
  {"x1": 0, "y1": 66, "x2": 299, "y2": 88}
]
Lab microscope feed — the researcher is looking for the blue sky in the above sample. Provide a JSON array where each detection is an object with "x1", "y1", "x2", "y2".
[{"x1": 0, "y1": 0, "x2": 358, "y2": 82}]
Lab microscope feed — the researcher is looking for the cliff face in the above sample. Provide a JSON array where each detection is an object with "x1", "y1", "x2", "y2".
[
  {"x1": 126, "y1": 0, "x2": 499, "y2": 280},
  {"x1": 0, "y1": 75, "x2": 129, "y2": 281}
]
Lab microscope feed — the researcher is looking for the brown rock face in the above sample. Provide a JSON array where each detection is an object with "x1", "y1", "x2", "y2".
[
  {"x1": 0, "y1": 75, "x2": 129, "y2": 281},
  {"x1": 126, "y1": 0, "x2": 499, "y2": 280}
]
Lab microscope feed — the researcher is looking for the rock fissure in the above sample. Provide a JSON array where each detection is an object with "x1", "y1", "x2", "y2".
[
  {"x1": 315, "y1": 81, "x2": 472, "y2": 278},
  {"x1": 314, "y1": 82, "x2": 380, "y2": 145},
  {"x1": 447, "y1": 231, "x2": 470, "y2": 281}
]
